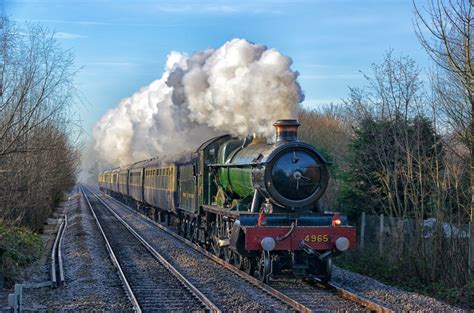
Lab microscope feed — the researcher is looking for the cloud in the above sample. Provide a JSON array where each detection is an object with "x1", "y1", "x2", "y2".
[{"x1": 54, "y1": 32, "x2": 87, "y2": 40}]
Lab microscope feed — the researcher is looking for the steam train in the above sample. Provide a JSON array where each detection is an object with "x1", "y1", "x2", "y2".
[{"x1": 98, "y1": 119, "x2": 355, "y2": 282}]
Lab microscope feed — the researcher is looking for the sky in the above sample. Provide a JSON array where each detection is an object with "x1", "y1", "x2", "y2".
[{"x1": 5, "y1": 0, "x2": 431, "y2": 145}]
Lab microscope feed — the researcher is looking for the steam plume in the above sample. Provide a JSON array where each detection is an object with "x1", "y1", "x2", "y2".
[{"x1": 93, "y1": 39, "x2": 303, "y2": 166}]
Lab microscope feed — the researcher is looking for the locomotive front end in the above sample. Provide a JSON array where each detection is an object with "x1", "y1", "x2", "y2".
[
  {"x1": 254, "y1": 119, "x2": 329, "y2": 210},
  {"x1": 214, "y1": 119, "x2": 356, "y2": 282}
]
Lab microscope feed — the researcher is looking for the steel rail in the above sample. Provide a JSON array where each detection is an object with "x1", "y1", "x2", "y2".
[
  {"x1": 326, "y1": 282, "x2": 395, "y2": 313},
  {"x1": 50, "y1": 217, "x2": 65, "y2": 288},
  {"x1": 99, "y1": 189, "x2": 312, "y2": 312},
  {"x1": 57, "y1": 214, "x2": 67, "y2": 286},
  {"x1": 85, "y1": 186, "x2": 220, "y2": 313},
  {"x1": 101, "y1": 188, "x2": 397, "y2": 313},
  {"x1": 80, "y1": 186, "x2": 142, "y2": 313}
]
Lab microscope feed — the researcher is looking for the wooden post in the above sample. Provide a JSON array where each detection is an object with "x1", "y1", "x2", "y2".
[
  {"x1": 360, "y1": 212, "x2": 366, "y2": 250},
  {"x1": 379, "y1": 213, "x2": 384, "y2": 255}
]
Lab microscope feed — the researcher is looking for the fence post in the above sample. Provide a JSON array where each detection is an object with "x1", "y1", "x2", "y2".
[
  {"x1": 379, "y1": 213, "x2": 384, "y2": 255},
  {"x1": 360, "y1": 212, "x2": 366, "y2": 250},
  {"x1": 14, "y1": 283, "x2": 22, "y2": 312},
  {"x1": 469, "y1": 221, "x2": 473, "y2": 277},
  {"x1": 8, "y1": 293, "x2": 17, "y2": 313}
]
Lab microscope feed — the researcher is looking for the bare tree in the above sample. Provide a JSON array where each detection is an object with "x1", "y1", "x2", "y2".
[
  {"x1": 414, "y1": 0, "x2": 473, "y2": 275},
  {"x1": 414, "y1": 0, "x2": 473, "y2": 216},
  {"x1": 0, "y1": 14, "x2": 80, "y2": 230},
  {"x1": 343, "y1": 51, "x2": 470, "y2": 285},
  {"x1": 298, "y1": 106, "x2": 353, "y2": 209}
]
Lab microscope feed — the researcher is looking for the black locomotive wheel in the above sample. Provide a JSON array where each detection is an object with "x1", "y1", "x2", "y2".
[
  {"x1": 210, "y1": 221, "x2": 225, "y2": 258},
  {"x1": 233, "y1": 253, "x2": 243, "y2": 269},
  {"x1": 181, "y1": 218, "x2": 188, "y2": 239},
  {"x1": 187, "y1": 219, "x2": 196, "y2": 242},
  {"x1": 320, "y1": 257, "x2": 332, "y2": 282},
  {"x1": 191, "y1": 220, "x2": 198, "y2": 243},
  {"x1": 257, "y1": 251, "x2": 271, "y2": 283},
  {"x1": 212, "y1": 243, "x2": 222, "y2": 258},
  {"x1": 242, "y1": 257, "x2": 255, "y2": 275},
  {"x1": 178, "y1": 221, "x2": 183, "y2": 236},
  {"x1": 223, "y1": 247, "x2": 232, "y2": 263}
]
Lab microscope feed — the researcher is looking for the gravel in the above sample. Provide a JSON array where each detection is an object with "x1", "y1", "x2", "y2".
[
  {"x1": 87, "y1": 191, "x2": 206, "y2": 311},
  {"x1": 8, "y1": 183, "x2": 464, "y2": 312},
  {"x1": 103, "y1": 189, "x2": 470, "y2": 312},
  {"x1": 269, "y1": 280, "x2": 365, "y2": 312},
  {"x1": 98, "y1": 192, "x2": 294, "y2": 312},
  {"x1": 332, "y1": 265, "x2": 466, "y2": 312},
  {"x1": 100, "y1": 191, "x2": 369, "y2": 312},
  {"x1": 10, "y1": 186, "x2": 132, "y2": 311}
]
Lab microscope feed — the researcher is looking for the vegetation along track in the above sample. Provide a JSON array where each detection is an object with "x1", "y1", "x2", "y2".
[
  {"x1": 80, "y1": 186, "x2": 218, "y2": 312},
  {"x1": 91, "y1": 185, "x2": 387, "y2": 312}
]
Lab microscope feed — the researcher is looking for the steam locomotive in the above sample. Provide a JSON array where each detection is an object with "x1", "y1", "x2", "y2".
[{"x1": 98, "y1": 119, "x2": 355, "y2": 282}]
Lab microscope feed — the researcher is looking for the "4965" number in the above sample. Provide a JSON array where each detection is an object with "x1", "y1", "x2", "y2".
[{"x1": 304, "y1": 234, "x2": 329, "y2": 243}]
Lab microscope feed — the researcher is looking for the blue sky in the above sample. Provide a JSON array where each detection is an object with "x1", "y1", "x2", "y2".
[{"x1": 5, "y1": 0, "x2": 430, "y2": 139}]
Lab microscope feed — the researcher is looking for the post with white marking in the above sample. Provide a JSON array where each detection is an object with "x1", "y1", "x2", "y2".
[
  {"x1": 360, "y1": 212, "x2": 365, "y2": 250},
  {"x1": 14, "y1": 283, "x2": 22, "y2": 312},
  {"x1": 379, "y1": 213, "x2": 384, "y2": 255},
  {"x1": 8, "y1": 293, "x2": 17, "y2": 313}
]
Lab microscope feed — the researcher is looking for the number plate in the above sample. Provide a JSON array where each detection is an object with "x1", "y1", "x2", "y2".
[
  {"x1": 303, "y1": 234, "x2": 329, "y2": 243},
  {"x1": 244, "y1": 226, "x2": 356, "y2": 251}
]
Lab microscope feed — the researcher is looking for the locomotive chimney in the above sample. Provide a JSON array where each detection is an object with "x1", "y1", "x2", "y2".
[{"x1": 274, "y1": 119, "x2": 300, "y2": 143}]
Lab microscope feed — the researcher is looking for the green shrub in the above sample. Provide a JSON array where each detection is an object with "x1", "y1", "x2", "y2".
[{"x1": 0, "y1": 222, "x2": 42, "y2": 286}]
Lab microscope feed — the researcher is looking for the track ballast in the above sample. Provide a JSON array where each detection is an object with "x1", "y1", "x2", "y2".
[{"x1": 81, "y1": 186, "x2": 217, "y2": 312}]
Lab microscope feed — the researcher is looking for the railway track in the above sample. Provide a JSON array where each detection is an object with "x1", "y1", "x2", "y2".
[
  {"x1": 51, "y1": 214, "x2": 67, "y2": 288},
  {"x1": 80, "y1": 186, "x2": 219, "y2": 312},
  {"x1": 91, "y1": 186, "x2": 393, "y2": 312}
]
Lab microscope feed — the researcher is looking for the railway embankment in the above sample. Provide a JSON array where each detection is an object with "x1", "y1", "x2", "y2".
[
  {"x1": 1, "y1": 186, "x2": 468, "y2": 311},
  {"x1": 99, "y1": 186, "x2": 465, "y2": 312},
  {"x1": 331, "y1": 266, "x2": 464, "y2": 311},
  {"x1": 0, "y1": 188, "x2": 131, "y2": 311}
]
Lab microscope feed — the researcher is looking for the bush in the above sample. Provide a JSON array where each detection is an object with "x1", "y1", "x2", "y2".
[{"x1": 0, "y1": 222, "x2": 42, "y2": 286}]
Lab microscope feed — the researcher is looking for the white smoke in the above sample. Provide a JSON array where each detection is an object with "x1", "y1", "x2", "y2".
[{"x1": 93, "y1": 38, "x2": 304, "y2": 166}]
